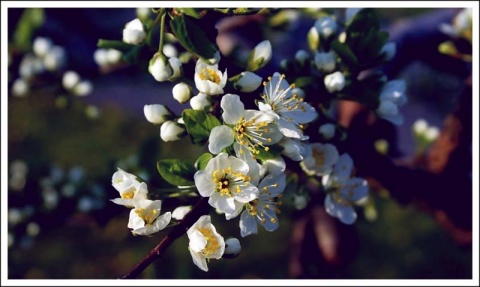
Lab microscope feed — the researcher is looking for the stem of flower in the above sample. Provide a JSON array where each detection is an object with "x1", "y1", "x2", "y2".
[
  {"x1": 119, "y1": 197, "x2": 209, "y2": 279},
  {"x1": 158, "y1": 8, "x2": 167, "y2": 54}
]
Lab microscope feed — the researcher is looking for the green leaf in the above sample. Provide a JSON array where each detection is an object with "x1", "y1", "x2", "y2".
[
  {"x1": 169, "y1": 14, "x2": 219, "y2": 63},
  {"x1": 330, "y1": 40, "x2": 359, "y2": 67},
  {"x1": 157, "y1": 159, "x2": 196, "y2": 186},
  {"x1": 177, "y1": 8, "x2": 203, "y2": 19},
  {"x1": 182, "y1": 109, "x2": 221, "y2": 145},
  {"x1": 195, "y1": 153, "x2": 213, "y2": 170},
  {"x1": 97, "y1": 39, "x2": 136, "y2": 52},
  {"x1": 255, "y1": 145, "x2": 283, "y2": 162},
  {"x1": 346, "y1": 8, "x2": 380, "y2": 34},
  {"x1": 13, "y1": 8, "x2": 45, "y2": 52}
]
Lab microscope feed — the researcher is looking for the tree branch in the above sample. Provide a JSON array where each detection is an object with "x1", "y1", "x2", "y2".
[{"x1": 120, "y1": 197, "x2": 210, "y2": 279}]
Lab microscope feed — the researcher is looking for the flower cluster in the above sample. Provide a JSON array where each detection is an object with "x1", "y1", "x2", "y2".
[{"x1": 104, "y1": 7, "x2": 409, "y2": 274}]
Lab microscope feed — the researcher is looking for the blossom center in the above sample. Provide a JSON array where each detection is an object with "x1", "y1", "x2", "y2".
[
  {"x1": 135, "y1": 208, "x2": 158, "y2": 225},
  {"x1": 234, "y1": 117, "x2": 272, "y2": 155},
  {"x1": 198, "y1": 227, "x2": 220, "y2": 256},
  {"x1": 312, "y1": 148, "x2": 325, "y2": 166},
  {"x1": 212, "y1": 167, "x2": 249, "y2": 197},
  {"x1": 199, "y1": 68, "x2": 220, "y2": 84},
  {"x1": 121, "y1": 189, "x2": 135, "y2": 199}
]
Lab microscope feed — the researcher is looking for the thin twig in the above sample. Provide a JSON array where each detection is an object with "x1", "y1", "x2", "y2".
[{"x1": 120, "y1": 197, "x2": 209, "y2": 279}]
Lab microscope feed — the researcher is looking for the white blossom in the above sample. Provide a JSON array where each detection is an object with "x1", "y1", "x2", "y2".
[
  {"x1": 168, "y1": 57, "x2": 183, "y2": 80},
  {"x1": 300, "y1": 143, "x2": 339, "y2": 176},
  {"x1": 33, "y1": 37, "x2": 52, "y2": 58},
  {"x1": 279, "y1": 138, "x2": 312, "y2": 161},
  {"x1": 187, "y1": 215, "x2": 225, "y2": 272},
  {"x1": 62, "y1": 71, "x2": 80, "y2": 90},
  {"x1": 194, "y1": 59, "x2": 227, "y2": 95},
  {"x1": 172, "y1": 205, "x2": 192, "y2": 220},
  {"x1": 259, "y1": 73, "x2": 317, "y2": 140},
  {"x1": 128, "y1": 199, "x2": 171, "y2": 236},
  {"x1": 72, "y1": 81, "x2": 93, "y2": 97},
  {"x1": 111, "y1": 182, "x2": 149, "y2": 208},
  {"x1": 11, "y1": 78, "x2": 29, "y2": 97},
  {"x1": 111, "y1": 168, "x2": 142, "y2": 198},
  {"x1": 249, "y1": 40, "x2": 272, "y2": 70},
  {"x1": 194, "y1": 153, "x2": 259, "y2": 218},
  {"x1": 208, "y1": 94, "x2": 282, "y2": 155},
  {"x1": 319, "y1": 123, "x2": 336, "y2": 140},
  {"x1": 43, "y1": 46, "x2": 66, "y2": 71},
  {"x1": 123, "y1": 18, "x2": 146, "y2": 45}
]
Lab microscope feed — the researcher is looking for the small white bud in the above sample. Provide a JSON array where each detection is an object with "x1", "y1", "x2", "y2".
[
  {"x1": 319, "y1": 123, "x2": 335, "y2": 140},
  {"x1": 62, "y1": 71, "x2": 80, "y2": 90},
  {"x1": 314, "y1": 16, "x2": 338, "y2": 38},
  {"x1": 295, "y1": 49, "x2": 310, "y2": 66},
  {"x1": 380, "y1": 42, "x2": 396, "y2": 61},
  {"x1": 293, "y1": 194, "x2": 308, "y2": 210},
  {"x1": 160, "y1": 120, "x2": 186, "y2": 142},
  {"x1": 324, "y1": 71, "x2": 345, "y2": 93},
  {"x1": 43, "y1": 46, "x2": 66, "y2": 72},
  {"x1": 314, "y1": 51, "x2": 336, "y2": 73},
  {"x1": 33, "y1": 37, "x2": 53, "y2": 58},
  {"x1": 190, "y1": 93, "x2": 211, "y2": 111},
  {"x1": 136, "y1": 7, "x2": 151, "y2": 21},
  {"x1": 248, "y1": 40, "x2": 272, "y2": 70},
  {"x1": 172, "y1": 206, "x2": 192, "y2": 220},
  {"x1": 106, "y1": 49, "x2": 123, "y2": 64},
  {"x1": 148, "y1": 54, "x2": 173, "y2": 82},
  {"x1": 72, "y1": 80, "x2": 93, "y2": 96},
  {"x1": 11, "y1": 78, "x2": 29, "y2": 97},
  {"x1": 425, "y1": 127, "x2": 440, "y2": 142},
  {"x1": 168, "y1": 57, "x2": 183, "y2": 81},
  {"x1": 122, "y1": 18, "x2": 146, "y2": 45},
  {"x1": 162, "y1": 44, "x2": 178, "y2": 58},
  {"x1": 93, "y1": 49, "x2": 108, "y2": 66},
  {"x1": 172, "y1": 82, "x2": 192, "y2": 104},
  {"x1": 144, "y1": 104, "x2": 172, "y2": 125},
  {"x1": 413, "y1": 119, "x2": 428, "y2": 135},
  {"x1": 234, "y1": 71, "x2": 262, "y2": 92},
  {"x1": 26, "y1": 222, "x2": 40, "y2": 237},
  {"x1": 224, "y1": 237, "x2": 241, "y2": 257}
]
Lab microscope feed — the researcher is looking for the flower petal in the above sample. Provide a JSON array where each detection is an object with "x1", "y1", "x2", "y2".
[
  {"x1": 194, "y1": 170, "x2": 216, "y2": 197},
  {"x1": 188, "y1": 229, "x2": 208, "y2": 252},
  {"x1": 189, "y1": 247, "x2": 209, "y2": 272},
  {"x1": 208, "y1": 125, "x2": 235, "y2": 154},
  {"x1": 240, "y1": 210, "x2": 258, "y2": 237},
  {"x1": 221, "y1": 94, "x2": 244, "y2": 125}
]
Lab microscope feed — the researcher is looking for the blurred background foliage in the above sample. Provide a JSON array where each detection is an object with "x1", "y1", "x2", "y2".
[{"x1": 6, "y1": 6, "x2": 472, "y2": 280}]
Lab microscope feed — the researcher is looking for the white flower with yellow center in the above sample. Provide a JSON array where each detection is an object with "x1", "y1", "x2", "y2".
[
  {"x1": 322, "y1": 154, "x2": 368, "y2": 224},
  {"x1": 300, "y1": 143, "x2": 339, "y2": 176},
  {"x1": 258, "y1": 73, "x2": 317, "y2": 140},
  {"x1": 239, "y1": 160, "x2": 286, "y2": 237},
  {"x1": 208, "y1": 94, "x2": 282, "y2": 155},
  {"x1": 111, "y1": 182, "x2": 148, "y2": 208},
  {"x1": 194, "y1": 59, "x2": 227, "y2": 96},
  {"x1": 111, "y1": 168, "x2": 142, "y2": 198},
  {"x1": 187, "y1": 215, "x2": 225, "y2": 272},
  {"x1": 128, "y1": 199, "x2": 171, "y2": 236},
  {"x1": 194, "y1": 153, "x2": 259, "y2": 218}
]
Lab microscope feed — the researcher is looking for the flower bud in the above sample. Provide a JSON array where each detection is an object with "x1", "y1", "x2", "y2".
[
  {"x1": 136, "y1": 7, "x2": 151, "y2": 22},
  {"x1": 11, "y1": 78, "x2": 29, "y2": 97},
  {"x1": 314, "y1": 16, "x2": 338, "y2": 38},
  {"x1": 293, "y1": 194, "x2": 308, "y2": 210},
  {"x1": 144, "y1": 104, "x2": 172, "y2": 125},
  {"x1": 93, "y1": 49, "x2": 108, "y2": 66},
  {"x1": 324, "y1": 71, "x2": 345, "y2": 93},
  {"x1": 172, "y1": 206, "x2": 192, "y2": 220},
  {"x1": 234, "y1": 71, "x2": 262, "y2": 92},
  {"x1": 314, "y1": 51, "x2": 336, "y2": 73},
  {"x1": 380, "y1": 42, "x2": 396, "y2": 61},
  {"x1": 223, "y1": 237, "x2": 241, "y2": 258},
  {"x1": 190, "y1": 93, "x2": 211, "y2": 111},
  {"x1": 160, "y1": 121, "x2": 186, "y2": 142},
  {"x1": 73, "y1": 81, "x2": 93, "y2": 96},
  {"x1": 413, "y1": 119, "x2": 428, "y2": 135},
  {"x1": 106, "y1": 49, "x2": 123, "y2": 64},
  {"x1": 43, "y1": 46, "x2": 66, "y2": 72},
  {"x1": 149, "y1": 53, "x2": 173, "y2": 82},
  {"x1": 19, "y1": 54, "x2": 44, "y2": 79},
  {"x1": 62, "y1": 71, "x2": 80, "y2": 90},
  {"x1": 295, "y1": 49, "x2": 310, "y2": 66},
  {"x1": 319, "y1": 123, "x2": 335, "y2": 140},
  {"x1": 33, "y1": 37, "x2": 52, "y2": 58},
  {"x1": 307, "y1": 26, "x2": 320, "y2": 51},
  {"x1": 172, "y1": 82, "x2": 192, "y2": 104},
  {"x1": 168, "y1": 57, "x2": 183, "y2": 81},
  {"x1": 247, "y1": 40, "x2": 272, "y2": 71},
  {"x1": 425, "y1": 127, "x2": 440, "y2": 142},
  {"x1": 163, "y1": 44, "x2": 178, "y2": 58},
  {"x1": 122, "y1": 18, "x2": 146, "y2": 45}
]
